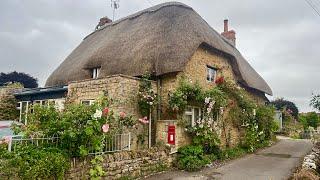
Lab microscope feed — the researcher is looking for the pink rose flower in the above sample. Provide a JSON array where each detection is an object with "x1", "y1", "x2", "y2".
[
  {"x1": 3, "y1": 136, "x2": 12, "y2": 144},
  {"x1": 119, "y1": 112, "x2": 126, "y2": 118},
  {"x1": 139, "y1": 117, "x2": 149, "y2": 124},
  {"x1": 102, "y1": 124, "x2": 110, "y2": 133}
]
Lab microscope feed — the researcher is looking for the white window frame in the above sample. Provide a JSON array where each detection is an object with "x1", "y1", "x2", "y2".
[
  {"x1": 207, "y1": 66, "x2": 217, "y2": 83},
  {"x1": 18, "y1": 101, "x2": 30, "y2": 125},
  {"x1": 184, "y1": 106, "x2": 202, "y2": 126},
  {"x1": 92, "y1": 68, "x2": 101, "y2": 79},
  {"x1": 81, "y1": 99, "x2": 95, "y2": 106}
]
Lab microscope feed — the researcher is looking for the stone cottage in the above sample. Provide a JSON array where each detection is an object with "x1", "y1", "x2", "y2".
[{"x1": 15, "y1": 2, "x2": 272, "y2": 150}]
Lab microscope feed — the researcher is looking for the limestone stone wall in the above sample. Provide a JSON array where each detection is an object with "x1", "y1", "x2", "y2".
[
  {"x1": 157, "y1": 47, "x2": 265, "y2": 149},
  {"x1": 183, "y1": 47, "x2": 236, "y2": 89},
  {"x1": 156, "y1": 120, "x2": 191, "y2": 151},
  {"x1": 67, "y1": 75, "x2": 157, "y2": 150},
  {"x1": 66, "y1": 147, "x2": 172, "y2": 180}
]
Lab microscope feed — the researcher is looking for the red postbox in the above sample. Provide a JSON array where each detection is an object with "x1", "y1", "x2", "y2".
[{"x1": 167, "y1": 125, "x2": 175, "y2": 145}]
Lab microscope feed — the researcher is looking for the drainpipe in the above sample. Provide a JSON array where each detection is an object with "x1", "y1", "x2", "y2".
[
  {"x1": 157, "y1": 78, "x2": 161, "y2": 121},
  {"x1": 149, "y1": 109, "x2": 152, "y2": 148},
  {"x1": 149, "y1": 78, "x2": 162, "y2": 148}
]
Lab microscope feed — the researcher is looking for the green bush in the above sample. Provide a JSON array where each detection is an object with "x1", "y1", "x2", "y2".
[
  {"x1": 15, "y1": 95, "x2": 136, "y2": 157},
  {"x1": 176, "y1": 145, "x2": 210, "y2": 171},
  {"x1": 219, "y1": 147, "x2": 247, "y2": 160},
  {"x1": 0, "y1": 146, "x2": 69, "y2": 180},
  {"x1": 256, "y1": 105, "x2": 276, "y2": 141}
]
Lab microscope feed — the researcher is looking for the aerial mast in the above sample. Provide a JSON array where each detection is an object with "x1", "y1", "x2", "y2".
[{"x1": 111, "y1": 0, "x2": 120, "y2": 21}]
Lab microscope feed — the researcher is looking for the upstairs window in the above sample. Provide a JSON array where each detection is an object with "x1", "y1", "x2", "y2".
[
  {"x1": 207, "y1": 66, "x2": 217, "y2": 82},
  {"x1": 91, "y1": 68, "x2": 100, "y2": 79}
]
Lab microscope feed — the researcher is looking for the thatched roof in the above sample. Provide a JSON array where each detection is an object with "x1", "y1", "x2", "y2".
[{"x1": 45, "y1": 2, "x2": 272, "y2": 95}]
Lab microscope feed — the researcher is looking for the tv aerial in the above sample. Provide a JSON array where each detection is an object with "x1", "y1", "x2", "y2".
[{"x1": 111, "y1": 0, "x2": 120, "y2": 21}]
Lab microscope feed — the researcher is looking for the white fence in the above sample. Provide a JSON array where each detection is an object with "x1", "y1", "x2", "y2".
[
  {"x1": 8, "y1": 134, "x2": 59, "y2": 152},
  {"x1": 7, "y1": 133, "x2": 131, "y2": 154},
  {"x1": 88, "y1": 133, "x2": 131, "y2": 155}
]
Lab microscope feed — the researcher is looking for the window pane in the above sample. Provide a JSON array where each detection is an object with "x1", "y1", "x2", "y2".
[
  {"x1": 96, "y1": 68, "x2": 100, "y2": 77},
  {"x1": 207, "y1": 67, "x2": 216, "y2": 82},
  {"x1": 81, "y1": 101, "x2": 90, "y2": 106},
  {"x1": 194, "y1": 108, "x2": 201, "y2": 122},
  {"x1": 184, "y1": 115, "x2": 192, "y2": 126},
  {"x1": 20, "y1": 102, "x2": 28, "y2": 122},
  {"x1": 185, "y1": 106, "x2": 192, "y2": 112},
  {"x1": 41, "y1": 101, "x2": 47, "y2": 106}
]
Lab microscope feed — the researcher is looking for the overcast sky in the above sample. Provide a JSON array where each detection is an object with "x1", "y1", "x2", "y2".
[{"x1": 0, "y1": 0, "x2": 319, "y2": 112}]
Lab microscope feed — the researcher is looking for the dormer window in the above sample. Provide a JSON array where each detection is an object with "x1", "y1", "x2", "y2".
[
  {"x1": 91, "y1": 68, "x2": 100, "y2": 79},
  {"x1": 207, "y1": 66, "x2": 217, "y2": 82}
]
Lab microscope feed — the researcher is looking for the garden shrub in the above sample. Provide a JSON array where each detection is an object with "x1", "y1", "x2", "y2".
[
  {"x1": 219, "y1": 146, "x2": 247, "y2": 160},
  {"x1": 15, "y1": 95, "x2": 137, "y2": 157},
  {"x1": 0, "y1": 146, "x2": 69, "y2": 180},
  {"x1": 256, "y1": 105, "x2": 277, "y2": 141},
  {"x1": 0, "y1": 84, "x2": 21, "y2": 120},
  {"x1": 176, "y1": 145, "x2": 210, "y2": 171}
]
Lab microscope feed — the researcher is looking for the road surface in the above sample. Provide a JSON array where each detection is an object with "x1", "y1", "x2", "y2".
[{"x1": 144, "y1": 137, "x2": 313, "y2": 180}]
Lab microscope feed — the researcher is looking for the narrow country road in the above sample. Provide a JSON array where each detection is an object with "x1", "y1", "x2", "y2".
[{"x1": 144, "y1": 137, "x2": 313, "y2": 180}]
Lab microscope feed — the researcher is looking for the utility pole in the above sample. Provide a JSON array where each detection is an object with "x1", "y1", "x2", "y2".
[{"x1": 111, "y1": 0, "x2": 120, "y2": 21}]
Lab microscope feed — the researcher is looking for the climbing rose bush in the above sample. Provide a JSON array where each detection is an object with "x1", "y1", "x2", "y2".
[{"x1": 15, "y1": 95, "x2": 137, "y2": 157}]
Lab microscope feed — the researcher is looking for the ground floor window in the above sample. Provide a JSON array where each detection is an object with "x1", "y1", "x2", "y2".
[
  {"x1": 184, "y1": 106, "x2": 202, "y2": 126},
  {"x1": 17, "y1": 101, "x2": 30, "y2": 125},
  {"x1": 18, "y1": 99, "x2": 65, "y2": 124},
  {"x1": 81, "y1": 99, "x2": 95, "y2": 106}
]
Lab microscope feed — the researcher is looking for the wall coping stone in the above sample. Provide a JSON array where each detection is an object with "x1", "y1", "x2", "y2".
[{"x1": 68, "y1": 74, "x2": 156, "y2": 85}]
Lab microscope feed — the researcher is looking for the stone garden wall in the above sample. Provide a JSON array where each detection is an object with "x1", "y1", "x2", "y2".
[
  {"x1": 66, "y1": 147, "x2": 173, "y2": 179},
  {"x1": 67, "y1": 75, "x2": 157, "y2": 150},
  {"x1": 292, "y1": 142, "x2": 320, "y2": 179}
]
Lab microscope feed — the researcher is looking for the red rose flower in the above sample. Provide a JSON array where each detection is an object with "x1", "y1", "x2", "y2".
[
  {"x1": 215, "y1": 77, "x2": 224, "y2": 85},
  {"x1": 103, "y1": 108, "x2": 109, "y2": 116}
]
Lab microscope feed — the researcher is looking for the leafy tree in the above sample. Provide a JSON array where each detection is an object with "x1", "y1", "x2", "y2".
[
  {"x1": 0, "y1": 83, "x2": 22, "y2": 120},
  {"x1": 0, "y1": 71, "x2": 38, "y2": 88},
  {"x1": 299, "y1": 114, "x2": 308, "y2": 130},
  {"x1": 0, "y1": 93, "x2": 18, "y2": 120},
  {"x1": 310, "y1": 94, "x2": 320, "y2": 112},
  {"x1": 270, "y1": 98, "x2": 299, "y2": 119},
  {"x1": 299, "y1": 112, "x2": 319, "y2": 129},
  {"x1": 305, "y1": 112, "x2": 319, "y2": 129}
]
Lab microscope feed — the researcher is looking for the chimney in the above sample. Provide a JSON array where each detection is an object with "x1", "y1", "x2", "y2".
[
  {"x1": 221, "y1": 19, "x2": 236, "y2": 46},
  {"x1": 95, "y1": 16, "x2": 112, "y2": 30}
]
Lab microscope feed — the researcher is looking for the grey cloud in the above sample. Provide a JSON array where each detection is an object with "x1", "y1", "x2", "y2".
[{"x1": 0, "y1": 0, "x2": 319, "y2": 112}]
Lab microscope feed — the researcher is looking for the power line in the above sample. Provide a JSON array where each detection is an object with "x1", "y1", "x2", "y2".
[
  {"x1": 305, "y1": 0, "x2": 320, "y2": 17},
  {"x1": 313, "y1": 0, "x2": 320, "y2": 6}
]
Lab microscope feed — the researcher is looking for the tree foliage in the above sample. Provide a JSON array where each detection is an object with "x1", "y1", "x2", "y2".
[
  {"x1": 310, "y1": 94, "x2": 320, "y2": 112},
  {"x1": 300, "y1": 112, "x2": 319, "y2": 129},
  {"x1": 270, "y1": 98, "x2": 299, "y2": 119},
  {"x1": 0, "y1": 71, "x2": 38, "y2": 88},
  {"x1": 0, "y1": 93, "x2": 18, "y2": 120}
]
